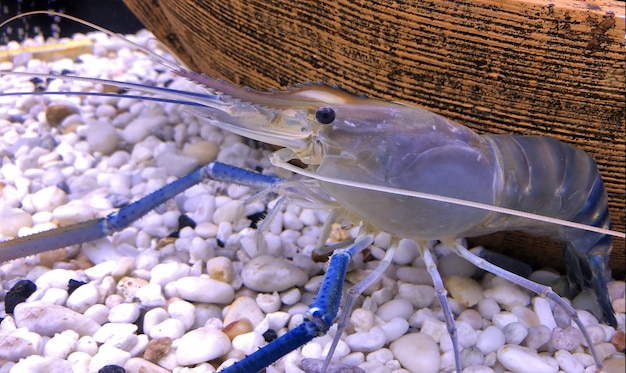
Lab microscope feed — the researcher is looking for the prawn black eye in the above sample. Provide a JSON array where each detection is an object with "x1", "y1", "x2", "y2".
[{"x1": 315, "y1": 107, "x2": 335, "y2": 124}]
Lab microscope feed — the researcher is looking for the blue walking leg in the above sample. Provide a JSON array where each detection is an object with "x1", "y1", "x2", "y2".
[
  {"x1": 221, "y1": 235, "x2": 374, "y2": 373},
  {"x1": 0, "y1": 162, "x2": 283, "y2": 262}
]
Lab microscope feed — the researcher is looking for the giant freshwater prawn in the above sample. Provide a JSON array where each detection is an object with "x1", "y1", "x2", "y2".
[{"x1": 0, "y1": 11, "x2": 624, "y2": 373}]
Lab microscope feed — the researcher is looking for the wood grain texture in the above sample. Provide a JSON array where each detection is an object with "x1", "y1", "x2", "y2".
[{"x1": 123, "y1": 0, "x2": 625, "y2": 274}]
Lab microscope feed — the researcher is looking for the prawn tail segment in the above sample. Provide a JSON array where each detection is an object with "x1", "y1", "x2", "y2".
[
  {"x1": 563, "y1": 172, "x2": 616, "y2": 327},
  {"x1": 563, "y1": 241, "x2": 616, "y2": 327}
]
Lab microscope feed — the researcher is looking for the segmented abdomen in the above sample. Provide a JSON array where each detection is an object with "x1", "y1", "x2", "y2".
[{"x1": 482, "y1": 135, "x2": 611, "y2": 256}]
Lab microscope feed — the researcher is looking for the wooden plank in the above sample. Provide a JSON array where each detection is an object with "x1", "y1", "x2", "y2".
[
  {"x1": 123, "y1": 0, "x2": 625, "y2": 274},
  {"x1": 0, "y1": 39, "x2": 93, "y2": 63}
]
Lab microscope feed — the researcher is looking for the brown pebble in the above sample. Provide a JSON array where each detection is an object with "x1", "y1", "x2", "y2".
[
  {"x1": 548, "y1": 326, "x2": 583, "y2": 352},
  {"x1": 116, "y1": 276, "x2": 149, "y2": 301},
  {"x1": 45, "y1": 104, "x2": 77, "y2": 126},
  {"x1": 329, "y1": 223, "x2": 352, "y2": 242},
  {"x1": 612, "y1": 297, "x2": 625, "y2": 313},
  {"x1": 156, "y1": 237, "x2": 177, "y2": 250},
  {"x1": 143, "y1": 337, "x2": 172, "y2": 363},
  {"x1": 222, "y1": 318, "x2": 254, "y2": 340},
  {"x1": 184, "y1": 141, "x2": 219, "y2": 165},
  {"x1": 38, "y1": 248, "x2": 70, "y2": 268},
  {"x1": 611, "y1": 329, "x2": 625, "y2": 352},
  {"x1": 69, "y1": 256, "x2": 95, "y2": 270}
]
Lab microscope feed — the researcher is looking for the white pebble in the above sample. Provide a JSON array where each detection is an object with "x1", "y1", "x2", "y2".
[
  {"x1": 581, "y1": 325, "x2": 607, "y2": 346},
  {"x1": 14, "y1": 301, "x2": 100, "y2": 337},
  {"x1": 124, "y1": 357, "x2": 171, "y2": 373},
  {"x1": 176, "y1": 327, "x2": 231, "y2": 366},
  {"x1": 150, "y1": 262, "x2": 191, "y2": 286},
  {"x1": 93, "y1": 323, "x2": 138, "y2": 344},
  {"x1": 397, "y1": 283, "x2": 435, "y2": 309},
  {"x1": 420, "y1": 318, "x2": 447, "y2": 342},
  {"x1": 477, "y1": 298, "x2": 501, "y2": 320},
  {"x1": 0, "y1": 207, "x2": 33, "y2": 237},
  {"x1": 149, "y1": 318, "x2": 186, "y2": 339},
  {"x1": 127, "y1": 334, "x2": 149, "y2": 358},
  {"x1": 492, "y1": 312, "x2": 519, "y2": 329},
  {"x1": 346, "y1": 326, "x2": 386, "y2": 352},
  {"x1": 241, "y1": 256, "x2": 308, "y2": 292},
  {"x1": 84, "y1": 260, "x2": 117, "y2": 280},
  {"x1": 503, "y1": 322, "x2": 528, "y2": 345},
  {"x1": 463, "y1": 366, "x2": 495, "y2": 373},
  {"x1": 43, "y1": 330, "x2": 79, "y2": 359},
  {"x1": 497, "y1": 344, "x2": 558, "y2": 373},
  {"x1": 30, "y1": 186, "x2": 67, "y2": 212},
  {"x1": 280, "y1": 288, "x2": 301, "y2": 305},
  {"x1": 213, "y1": 200, "x2": 240, "y2": 224},
  {"x1": 84, "y1": 304, "x2": 110, "y2": 325},
  {"x1": 376, "y1": 299, "x2": 413, "y2": 322},
  {"x1": 10, "y1": 355, "x2": 73, "y2": 372},
  {"x1": 88, "y1": 344, "x2": 131, "y2": 372},
  {"x1": 175, "y1": 276, "x2": 235, "y2": 304},
  {"x1": 283, "y1": 211, "x2": 304, "y2": 230},
  {"x1": 593, "y1": 342, "x2": 616, "y2": 362},
  {"x1": 484, "y1": 284, "x2": 530, "y2": 310},
  {"x1": 301, "y1": 342, "x2": 323, "y2": 359},
  {"x1": 232, "y1": 332, "x2": 266, "y2": 355},
  {"x1": 76, "y1": 336, "x2": 98, "y2": 355},
  {"x1": 390, "y1": 333, "x2": 440, "y2": 373},
  {"x1": 350, "y1": 308, "x2": 375, "y2": 333},
  {"x1": 66, "y1": 283, "x2": 101, "y2": 313},
  {"x1": 265, "y1": 311, "x2": 291, "y2": 331},
  {"x1": 95, "y1": 104, "x2": 116, "y2": 118},
  {"x1": 392, "y1": 239, "x2": 419, "y2": 265},
  {"x1": 35, "y1": 268, "x2": 79, "y2": 289},
  {"x1": 456, "y1": 321, "x2": 478, "y2": 348},
  {"x1": 476, "y1": 326, "x2": 505, "y2": 354},
  {"x1": 512, "y1": 305, "x2": 540, "y2": 327},
  {"x1": 41, "y1": 287, "x2": 69, "y2": 305},
  {"x1": 380, "y1": 317, "x2": 409, "y2": 343},
  {"x1": 532, "y1": 297, "x2": 557, "y2": 329},
  {"x1": 457, "y1": 309, "x2": 484, "y2": 330},
  {"x1": 168, "y1": 299, "x2": 196, "y2": 331},
  {"x1": 135, "y1": 283, "x2": 166, "y2": 307},
  {"x1": 68, "y1": 351, "x2": 92, "y2": 372},
  {"x1": 555, "y1": 350, "x2": 584, "y2": 373},
  {"x1": 256, "y1": 292, "x2": 281, "y2": 314},
  {"x1": 108, "y1": 303, "x2": 141, "y2": 323},
  {"x1": 299, "y1": 209, "x2": 318, "y2": 226},
  {"x1": 122, "y1": 115, "x2": 168, "y2": 143},
  {"x1": 87, "y1": 121, "x2": 119, "y2": 155},
  {"x1": 0, "y1": 328, "x2": 43, "y2": 361},
  {"x1": 143, "y1": 308, "x2": 169, "y2": 333}
]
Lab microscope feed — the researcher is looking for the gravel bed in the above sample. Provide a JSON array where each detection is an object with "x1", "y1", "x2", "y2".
[{"x1": 0, "y1": 30, "x2": 624, "y2": 373}]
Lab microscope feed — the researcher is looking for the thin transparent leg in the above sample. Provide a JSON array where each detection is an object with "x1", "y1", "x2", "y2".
[
  {"x1": 417, "y1": 240, "x2": 463, "y2": 373},
  {"x1": 445, "y1": 239, "x2": 604, "y2": 370}
]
